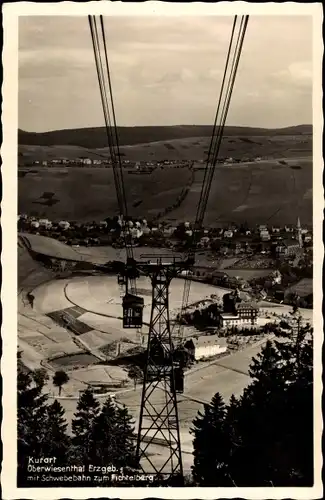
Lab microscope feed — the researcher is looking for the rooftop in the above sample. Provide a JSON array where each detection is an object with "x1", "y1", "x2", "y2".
[{"x1": 191, "y1": 334, "x2": 228, "y2": 347}]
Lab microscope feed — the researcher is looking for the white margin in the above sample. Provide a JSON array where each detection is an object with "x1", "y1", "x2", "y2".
[{"x1": 1, "y1": 2, "x2": 323, "y2": 499}]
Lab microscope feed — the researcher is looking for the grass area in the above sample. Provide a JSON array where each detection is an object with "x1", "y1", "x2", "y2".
[
  {"x1": 18, "y1": 157, "x2": 312, "y2": 225},
  {"x1": 18, "y1": 166, "x2": 192, "y2": 222},
  {"x1": 162, "y1": 159, "x2": 312, "y2": 226}
]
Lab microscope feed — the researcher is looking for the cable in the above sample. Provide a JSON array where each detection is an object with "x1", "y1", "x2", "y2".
[
  {"x1": 89, "y1": 15, "x2": 137, "y2": 295},
  {"x1": 174, "y1": 16, "x2": 249, "y2": 339}
]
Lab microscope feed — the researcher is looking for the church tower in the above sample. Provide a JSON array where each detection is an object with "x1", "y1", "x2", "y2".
[{"x1": 296, "y1": 216, "x2": 303, "y2": 248}]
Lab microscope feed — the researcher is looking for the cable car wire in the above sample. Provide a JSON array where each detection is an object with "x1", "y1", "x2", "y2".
[
  {"x1": 88, "y1": 15, "x2": 137, "y2": 295},
  {"x1": 174, "y1": 16, "x2": 249, "y2": 339}
]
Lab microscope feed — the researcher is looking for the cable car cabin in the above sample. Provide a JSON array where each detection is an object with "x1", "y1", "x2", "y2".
[
  {"x1": 117, "y1": 274, "x2": 126, "y2": 286},
  {"x1": 173, "y1": 367, "x2": 184, "y2": 394},
  {"x1": 122, "y1": 293, "x2": 144, "y2": 328}
]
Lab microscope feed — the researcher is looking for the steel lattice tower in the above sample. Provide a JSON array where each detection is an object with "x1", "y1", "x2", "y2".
[{"x1": 135, "y1": 256, "x2": 188, "y2": 482}]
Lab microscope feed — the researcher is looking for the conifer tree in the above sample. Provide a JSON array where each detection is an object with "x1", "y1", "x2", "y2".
[
  {"x1": 191, "y1": 325, "x2": 313, "y2": 487},
  {"x1": 43, "y1": 400, "x2": 71, "y2": 465},
  {"x1": 71, "y1": 388, "x2": 101, "y2": 464},
  {"x1": 115, "y1": 404, "x2": 138, "y2": 470},
  {"x1": 191, "y1": 392, "x2": 229, "y2": 486},
  {"x1": 17, "y1": 368, "x2": 51, "y2": 486},
  {"x1": 89, "y1": 396, "x2": 119, "y2": 467}
]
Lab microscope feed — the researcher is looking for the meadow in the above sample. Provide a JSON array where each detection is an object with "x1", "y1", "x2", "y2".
[
  {"x1": 18, "y1": 166, "x2": 192, "y2": 222},
  {"x1": 18, "y1": 157, "x2": 312, "y2": 226}
]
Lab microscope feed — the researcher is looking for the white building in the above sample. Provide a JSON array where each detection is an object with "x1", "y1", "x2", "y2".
[
  {"x1": 38, "y1": 218, "x2": 52, "y2": 229},
  {"x1": 190, "y1": 335, "x2": 228, "y2": 361},
  {"x1": 220, "y1": 312, "x2": 260, "y2": 329},
  {"x1": 260, "y1": 230, "x2": 270, "y2": 241},
  {"x1": 224, "y1": 229, "x2": 233, "y2": 238},
  {"x1": 58, "y1": 220, "x2": 70, "y2": 230}
]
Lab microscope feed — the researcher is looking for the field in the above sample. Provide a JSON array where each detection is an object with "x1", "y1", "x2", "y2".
[
  {"x1": 18, "y1": 166, "x2": 192, "y2": 221},
  {"x1": 165, "y1": 158, "x2": 312, "y2": 226},
  {"x1": 18, "y1": 156, "x2": 312, "y2": 225}
]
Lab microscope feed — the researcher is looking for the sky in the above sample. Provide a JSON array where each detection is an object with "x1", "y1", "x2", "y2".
[{"x1": 18, "y1": 15, "x2": 313, "y2": 132}]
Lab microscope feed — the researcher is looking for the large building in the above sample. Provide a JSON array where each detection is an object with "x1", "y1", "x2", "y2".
[
  {"x1": 221, "y1": 289, "x2": 259, "y2": 328},
  {"x1": 184, "y1": 335, "x2": 228, "y2": 361},
  {"x1": 275, "y1": 239, "x2": 301, "y2": 256},
  {"x1": 220, "y1": 302, "x2": 259, "y2": 329}
]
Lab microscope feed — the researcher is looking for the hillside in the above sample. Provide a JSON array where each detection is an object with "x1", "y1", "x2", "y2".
[
  {"x1": 18, "y1": 124, "x2": 312, "y2": 149},
  {"x1": 18, "y1": 158, "x2": 312, "y2": 226},
  {"x1": 18, "y1": 236, "x2": 55, "y2": 293},
  {"x1": 19, "y1": 133, "x2": 312, "y2": 164}
]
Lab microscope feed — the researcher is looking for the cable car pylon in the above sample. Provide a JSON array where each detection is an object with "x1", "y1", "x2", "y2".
[{"x1": 122, "y1": 254, "x2": 193, "y2": 483}]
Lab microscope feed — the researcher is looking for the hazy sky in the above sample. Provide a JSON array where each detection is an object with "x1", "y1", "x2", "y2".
[{"x1": 19, "y1": 15, "x2": 313, "y2": 132}]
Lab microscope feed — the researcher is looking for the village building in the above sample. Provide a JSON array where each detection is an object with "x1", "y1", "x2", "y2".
[
  {"x1": 184, "y1": 335, "x2": 228, "y2": 361},
  {"x1": 58, "y1": 220, "x2": 70, "y2": 230},
  {"x1": 224, "y1": 229, "x2": 233, "y2": 238},
  {"x1": 276, "y1": 238, "x2": 301, "y2": 257},
  {"x1": 38, "y1": 218, "x2": 52, "y2": 229}
]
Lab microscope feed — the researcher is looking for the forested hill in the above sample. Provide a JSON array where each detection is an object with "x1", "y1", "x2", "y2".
[{"x1": 18, "y1": 124, "x2": 312, "y2": 149}]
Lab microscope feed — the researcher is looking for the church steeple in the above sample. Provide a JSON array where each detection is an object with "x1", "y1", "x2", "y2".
[{"x1": 296, "y1": 216, "x2": 303, "y2": 248}]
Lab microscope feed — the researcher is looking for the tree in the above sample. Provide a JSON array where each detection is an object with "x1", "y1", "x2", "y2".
[
  {"x1": 32, "y1": 367, "x2": 49, "y2": 387},
  {"x1": 115, "y1": 405, "x2": 138, "y2": 470},
  {"x1": 71, "y1": 388, "x2": 101, "y2": 464},
  {"x1": 127, "y1": 365, "x2": 143, "y2": 390},
  {"x1": 88, "y1": 397, "x2": 120, "y2": 468},
  {"x1": 88, "y1": 397, "x2": 138, "y2": 477},
  {"x1": 191, "y1": 393, "x2": 230, "y2": 486},
  {"x1": 43, "y1": 400, "x2": 71, "y2": 465},
  {"x1": 17, "y1": 366, "x2": 70, "y2": 486},
  {"x1": 17, "y1": 369, "x2": 50, "y2": 486},
  {"x1": 53, "y1": 370, "x2": 69, "y2": 395},
  {"x1": 191, "y1": 325, "x2": 313, "y2": 486}
]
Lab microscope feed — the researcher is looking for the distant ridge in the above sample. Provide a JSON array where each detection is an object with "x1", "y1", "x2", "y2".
[{"x1": 18, "y1": 124, "x2": 312, "y2": 149}]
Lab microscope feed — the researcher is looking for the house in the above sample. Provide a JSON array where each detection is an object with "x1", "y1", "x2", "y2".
[
  {"x1": 199, "y1": 236, "x2": 210, "y2": 247},
  {"x1": 276, "y1": 239, "x2": 301, "y2": 256},
  {"x1": 38, "y1": 218, "x2": 52, "y2": 229},
  {"x1": 220, "y1": 312, "x2": 244, "y2": 328},
  {"x1": 185, "y1": 335, "x2": 228, "y2": 361},
  {"x1": 220, "y1": 303, "x2": 259, "y2": 328},
  {"x1": 235, "y1": 302, "x2": 259, "y2": 324},
  {"x1": 58, "y1": 220, "x2": 70, "y2": 230},
  {"x1": 224, "y1": 229, "x2": 233, "y2": 238},
  {"x1": 259, "y1": 224, "x2": 268, "y2": 231},
  {"x1": 260, "y1": 230, "x2": 271, "y2": 241}
]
